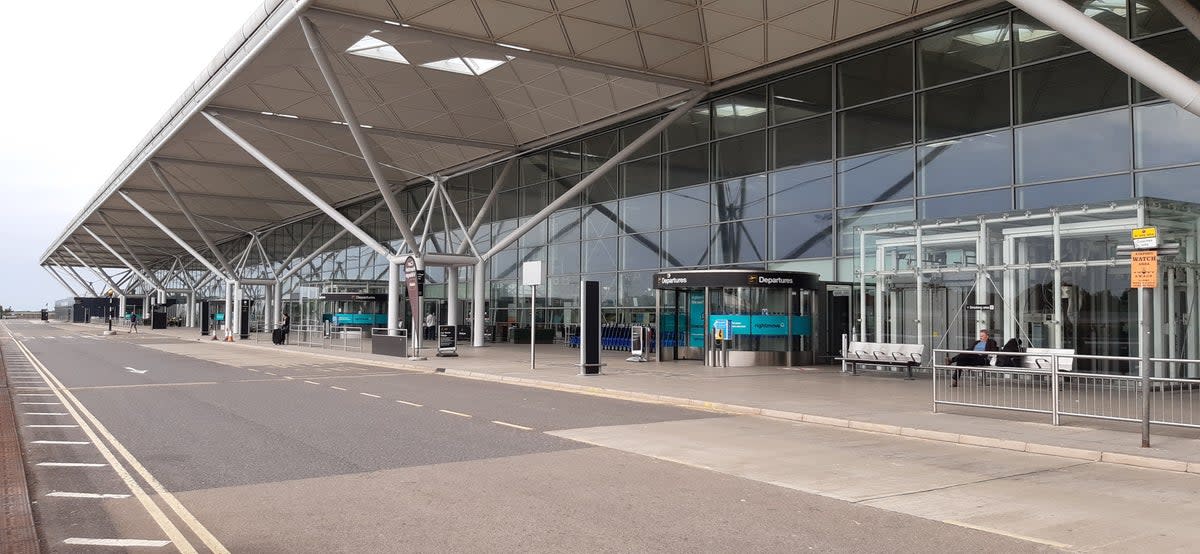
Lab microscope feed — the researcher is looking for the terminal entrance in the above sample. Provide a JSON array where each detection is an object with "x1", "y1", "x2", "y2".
[{"x1": 654, "y1": 270, "x2": 820, "y2": 367}]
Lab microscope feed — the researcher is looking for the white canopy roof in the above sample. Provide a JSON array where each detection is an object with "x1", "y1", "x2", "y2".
[{"x1": 43, "y1": 0, "x2": 988, "y2": 270}]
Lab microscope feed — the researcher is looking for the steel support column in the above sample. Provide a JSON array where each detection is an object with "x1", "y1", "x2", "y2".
[
  {"x1": 483, "y1": 93, "x2": 705, "y2": 260},
  {"x1": 388, "y1": 260, "x2": 401, "y2": 336},
  {"x1": 118, "y1": 192, "x2": 231, "y2": 282},
  {"x1": 149, "y1": 163, "x2": 236, "y2": 275},
  {"x1": 201, "y1": 111, "x2": 395, "y2": 260},
  {"x1": 448, "y1": 267, "x2": 459, "y2": 326},
  {"x1": 472, "y1": 260, "x2": 486, "y2": 347},
  {"x1": 54, "y1": 261, "x2": 97, "y2": 296},
  {"x1": 43, "y1": 265, "x2": 82, "y2": 297},
  {"x1": 299, "y1": 17, "x2": 421, "y2": 255},
  {"x1": 1009, "y1": 0, "x2": 1200, "y2": 116},
  {"x1": 64, "y1": 245, "x2": 123, "y2": 299},
  {"x1": 81, "y1": 227, "x2": 159, "y2": 295},
  {"x1": 1160, "y1": 0, "x2": 1200, "y2": 41},
  {"x1": 97, "y1": 212, "x2": 166, "y2": 291},
  {"x1": 456, "y1": 160, "x2": 514, "y2": 256}
]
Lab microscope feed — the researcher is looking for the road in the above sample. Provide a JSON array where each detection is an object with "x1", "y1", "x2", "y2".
[{"x1": 4, "y1": 319, "x2": 1195, "y2": 552}]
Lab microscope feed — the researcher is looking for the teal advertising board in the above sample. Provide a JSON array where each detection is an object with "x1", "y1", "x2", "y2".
[{"x1": 707, "y1": 315, "x2": 812, "y2": 336}]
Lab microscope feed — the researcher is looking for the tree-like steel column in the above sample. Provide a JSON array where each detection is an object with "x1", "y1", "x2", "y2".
[
  {"x1": 149, "y1": 162, "x2": 236, "y2": 276},
  {"x1": 298, "y1": 16, "x2": 420, "y2": 256},
  {"x1": 53, "y1": 260, "x2": 98, "y2": 296},
  {"x1": 43, "y1": 265, "x2": 83, "y2": 297}
]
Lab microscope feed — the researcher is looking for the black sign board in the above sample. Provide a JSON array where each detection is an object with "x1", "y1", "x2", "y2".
[
  {"x1": 436, "y1": 324, "x2": 458, "y2": 357},
  {"x1": 403, "y1": 257, "x2": 425, "y2": 334},
  {"x1": 653, "y1": 270, "x2": 820, "y2": 290},
  {"x1": 580, "y1": 280, "x2": 601, "y2": 375},
  {"x1": 966, "y1": 304, "x2": 995, "y2": 311},
  {"x1": 319, "y1": 293, "x2": 389, "y2": 302}
]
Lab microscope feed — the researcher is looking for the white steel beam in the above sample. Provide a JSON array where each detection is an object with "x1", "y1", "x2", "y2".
[
  {"x1": 81, "y1": 226, "x2": 160, "y2": 294},
  {"x1": 1009, "y1": 0, "x2": 1200, "y2": 116},
  {"x1": 484, "y1": 93, "x2": 704, "y2": 259},
  {"x1": 64, "y1": 245, "x2": 123, "y2": 297},
  {"x1": 201, "y1": 111, "x2": 395, "y2": 260},
  {"x1": 299, "y1": 16, "x2": 422, "y2": 256},
  {"x1": 1160, "y1": 0, "x2": 1200, "y2": 41},
  {"x1": 97, "y1": 212, "x2": 166, "y2": 291},
  {"x1": 44, "y1": 265, "x2": 83, "y2": 297},
  {"x1": 118, "y1": 191, "x2": 230, "y2": 281},
  {"x1": 149, "y1": 162, "x2": 236, "y2": 275},
  {"x1": 278, "y1": 199, "x2": 389, "y2": 281},
  {"x1": 53, "y1": 260, "x2": 98, "y2": 296},
  {"x1": 456, "y1": 160, "x2": 513, "y2": 256}
]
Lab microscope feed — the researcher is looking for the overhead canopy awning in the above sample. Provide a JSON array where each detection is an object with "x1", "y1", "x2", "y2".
[{"x1": 42, "y1": 0, "x2": 1004, "y2": 271}]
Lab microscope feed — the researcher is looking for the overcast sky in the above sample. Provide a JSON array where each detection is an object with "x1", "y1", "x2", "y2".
[{"x1": 0, "y1": 1, "x2": 263, "y2": 310}]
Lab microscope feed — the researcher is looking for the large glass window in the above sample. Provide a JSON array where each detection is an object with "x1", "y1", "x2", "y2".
[
  {"x1": 581, "y1": 130, "x2": 618, "y2": 172},
  {"x1": 771, "y1": 212, "x2": 833, "y2": 259},
  {"x1": 585, "y1": 171, "x2": 619, "y2": 204},
  {"x1": 1135, "y1": 102, "x2": 1200, "y2": 168},
  {"x1": 711, "y1": 219, "x2": 767, "y2": 264},
  {"x1": 919, "y1": 73, "x2": 1010, "y2": 140},
  {"x1": 1137, "y1": 165, "x2": 1200, "y2": 203},
  {"x1": 495, "y1": 190, "x2": 520, "y2": 220},
  {"x1": 583, "y1": 201, "x2": 618, "y2": 239},
  {"x1": 582, "y1": 238, "x2": 618, "y2": 272},
  {"x1": 1014, "y1": 1, "x2": 1127, "y2": 64},
  {"x1": 622, "y1": 117, "x2": 662, "y2": 159},
  {"x1": 771, "y1": 67, "x2": 832, "y2": 123},
  {"x1": 838, "y1": 43, "x2": 913, "y2": 108},
  {"x1": 918, "y1": 131, "x2": 1012, "y2": 195},
  {"x1": 666, "y1": 144, "x2": 710, "y2": 189},
  {"x1": 837, "y1": 201, "x2": 915, "y2": 255},
  {"x1": 772, "y1": 114, "x2": 832, "y2": 169},
  {"x1": 712, "y1": 174, "x2": 768, "y2": 222},
  {"x1": 712, "y1": 87, "x2": 768, "y2": 137},
  {"x1": 919, "y1": 189, "x2": 1012, "y2": 219},
  {"x1": 1018, "y1": 174, "x2": 1132, "y2": 209},
  {"x1": 838, "y1": 148, "x2": 915, "y2": 206},
  {"x1": 621, "y1": 233, "x2": 662, "y2": 270},
  {"x1": 548, "y1": 241, "x2": 581, "y2": 274},
  {"x1": 1134, "y1": 31, "x2": 1200, "y2": 102},
  {"x1": 622, "y1": 156, "x2": 660, "y2": 196},
  {"x1": 663, "y1": 226, "x2": 710, "y2": 267},
  {"x1": 620, "y1": 271, "x2": 656, "y2": 307},
  {"x1": 918, "y1": 15, "x2": 1010, "y2": 88},
  {"x1": 549, "y1": 209, "x2": 580, "y2": 243},
  {"x1": 839, "y1": 96, "x2": 913, "y2": 156},
  {"x1": 1016, "y1": 109, "x2": 1131, "y2": 183},
  {"x1": 769, "y1": 163, "x2": 834, "y2": 215},
  {"x1": 1016, "y1": 52, "x2": 1127, "y2": 123},
  {"x1": 619, "y1": 194, "x2": 661, "y2": 233},
  {"x1": 666, "y1": 105, "x2": 711, "y2": 149},
  {"x1": 663, "y1": 184, "x2": 710, "y2": 227},
  {"x1": 521, "y1": 185, "x2": 546, "y2": 217},
  {"x1": 715, "y1": 131, "x2": 766, "y2": 180},
  {"x1": 520, "y1": 153, "x2": 548, "y2": 185},
  {"x1": 550, "y1": 143, "x2": 581, "y2": 179}
]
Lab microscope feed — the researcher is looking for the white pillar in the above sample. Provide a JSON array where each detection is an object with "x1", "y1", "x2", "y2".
[
  {"x1": 118, "y1": 295, "x2": 127, "y2": 319},
  {"x1": 234, "y1": 284, "x2": 244, "y2": 340},
  {"x1": 224, "y1": 282, "x2": 233, "y2": 340},
  {"x1": 388, "y1": 260, "x2": 401, "y2": 336},
  {"x1": 448, "y1": 267, "x2": 460, "y2": 326},
  {"x1": 273, "y1": 284, "x2": 283, "y2": 329},
  {"x1": 473, "y1": 260, "x2": 486, "y2": 347}
]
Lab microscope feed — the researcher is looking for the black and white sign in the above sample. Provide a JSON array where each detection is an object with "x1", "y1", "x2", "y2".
[{"x1": 436, "y1": 324, "x2": 458, "y2": 357}]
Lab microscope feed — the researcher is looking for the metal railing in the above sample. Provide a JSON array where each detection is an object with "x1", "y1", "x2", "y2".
[
  {"x1": 327, "y1": 325, "x2": 366, "y2": 352},
  {"x1": 933, "y1": 349, "x2": 1200, "y2": 440}
]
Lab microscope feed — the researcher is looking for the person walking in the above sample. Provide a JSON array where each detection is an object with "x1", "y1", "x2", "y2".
[
  {"x1": 128, "y1": 311, "x2": 140, "y2": 334},
  {"x1": 947, "y1": 329, "x2": 997, "y2": 387},
  {"x1": 424, "y1": 311, "x2": 436, "y2": 341}
]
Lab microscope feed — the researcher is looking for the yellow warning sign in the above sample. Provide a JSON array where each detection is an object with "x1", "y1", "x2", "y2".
[
  {"x1": 1132, "y1": 227, "x2": 1158, "y2": 240},
  {"x1": 1131, "y1": 250, "x2": 1158, "y2": 289}
]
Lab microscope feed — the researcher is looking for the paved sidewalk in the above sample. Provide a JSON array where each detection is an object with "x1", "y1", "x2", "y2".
[{"x1": 77, "y1": 322, "x2": 1200, "y2": 473}]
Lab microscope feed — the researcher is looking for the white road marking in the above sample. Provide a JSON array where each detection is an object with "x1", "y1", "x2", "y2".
[
  {"x1": 942, "y1": 520, "x2": 1072, "y2": 549},
  {"x1": 47, "y1": 492, "x2": 131, "y2": 499},
  {"x1": 360, "y1": 393, "x2": 381, "y2": 398},
  {"x1": 125, "y1": 367, "x2": 147, "y2": 374},
  {"x1": 246, "y1": 368, "x2": 260, "y2": 372},
  {"x1": 439, "y1": 409, "x2": 472, "y2": 418},
  {"x1": 330, "y1": 386, "x2": 347, "y2": 391},
  {"x1": 25, "y1": 412, "x2": 69, "y2": 416},
  {"x1": 26, "y1": 424, "x2": 79, "y2": 428},
  {"x1": 491, "y1": 420, "x2": 534, "y2": 431},
  {"x1": 33, "y1": 440, "x2": 90, "y2": 445},
  {"x1": 17, "y1": 393, "x2": 55, "y2": 397},
  {"x1": 38, "y1": 462, "x2": 108, "y2": 467},
  {"x1": 64, "y1": 538, "x2": 171, "y2": 547},
  {"x1": 284, "y1": 376, "x2": 294, "y2": 380},
  {"x1": 395, "y1": 400, "x2": 423, "y2": 407},
  {"x1": 21, "y1": 402, "x2": 61, "y2": 405},
  {"x1": 5, "y1": 329, "x2": 212, "y2": 554},
  {"x1": 265, "y1": 372, "x2": 277, "y2": 375},
  {"x1": 303, "y1": 381, "x2": 320, "y2": 385}
]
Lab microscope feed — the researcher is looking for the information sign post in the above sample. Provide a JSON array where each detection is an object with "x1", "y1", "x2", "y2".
[{"x1": 521, "y1": 261, "x2": 544, "y2": 370}]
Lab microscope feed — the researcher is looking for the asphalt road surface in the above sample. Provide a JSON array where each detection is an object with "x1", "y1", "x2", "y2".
[{"x1": 3, "y1": 320, "x2": 1061, "y2": 553}]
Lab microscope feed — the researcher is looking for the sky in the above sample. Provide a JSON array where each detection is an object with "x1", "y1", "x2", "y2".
[{"x1": 0, "y1": 1, "x2": 264, "y2": 310}]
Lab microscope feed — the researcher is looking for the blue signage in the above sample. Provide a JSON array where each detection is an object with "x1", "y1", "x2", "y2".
[
  {"x1": 708, "y1": 314, "x2": 812, "y2": 336},
  {"x1": 689, "y1": 292, "x2": 706, "y2": 348},
  {"x1": 332, "y1": 313, "x2": 388, "y2": 325}
]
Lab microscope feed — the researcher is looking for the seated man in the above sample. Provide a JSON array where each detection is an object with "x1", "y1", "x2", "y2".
[{"x1": 947, "y1": 329, "x2": 998, "y2": 387}]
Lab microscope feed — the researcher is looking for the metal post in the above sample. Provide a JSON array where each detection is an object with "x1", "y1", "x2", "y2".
[
  {"x1": 298, "y1": 17, "x2": 421, "y2": 255},
  {"x1": 472, "y1": 260, "x2": 486, "y2": 347},
  {"x1": 654, "y1": 288, "x2": 662, "y2": 363},
  {"x1": 225, "y1": 281, "x2": 233, "y2": 341},
  {"x1": 530, "y1": 283, "x2": 537, "y2": 370},
  {"x1": 1052, "y1": 210, "x2": 1063, "y2": 348},
  {"x1": 1007, "y1": 0, "x2": 1200, "y2": 116},
  {"x1": 1051, "y1": 353, "x2": 1061, "y2": 426},
  {"x1": 915, "y1": 225, "x2": 924, "y2": 348},
  {"x1": 388, "y1": 260, "x2": 400, "y2": 336},
  {"x1": 1141, "y1": 286, "x2": 1152, "y2": 447},
  {"x1": 859, "y1": 229, "x2": 867, "y2": 340}
]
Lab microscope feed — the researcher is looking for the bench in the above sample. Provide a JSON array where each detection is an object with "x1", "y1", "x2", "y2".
[
  {"x1": 1021, "y1": 347, "x2": 1075, "y2": 372},
  {"x1": 839, "y1": 341, "x2": 925, "y2": 379}
]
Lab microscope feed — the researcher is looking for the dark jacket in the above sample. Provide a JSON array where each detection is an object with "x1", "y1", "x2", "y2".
[
  {"x1": 995, "y1": 338, "x2": 1023, "y2": 367},
  {"x1": 951, "y1": 338, "x2": 998, "y2": 366}
]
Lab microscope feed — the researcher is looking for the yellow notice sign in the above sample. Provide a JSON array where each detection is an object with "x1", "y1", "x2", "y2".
[
  {"x1": 1131, "y1": 250, "x2": 1158, "y2": 289},
  {"x1": 1132, "y1": 227, "x2": 1158, "y2": 239}
]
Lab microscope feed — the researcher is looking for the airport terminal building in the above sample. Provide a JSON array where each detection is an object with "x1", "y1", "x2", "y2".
[{"x1": 41, "y1": 0, "x2": 1200, "y2": 371}]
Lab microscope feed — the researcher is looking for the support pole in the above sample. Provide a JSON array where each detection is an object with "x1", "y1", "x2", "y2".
[
  {"x1": 201, "y1": 111, "x2": 395, "y2": 260},
  {"x1": 483, "y1": 93, "x2": 705, "y2": 260},
  {"x1": 473, "y1": 260, "x2": 486, "y2": 347},
  {"x1": 1141, "y1": 286, "x2": 1152, "y2": 447},
  {"x1": 54, "y1": 261, "x2": 98, "y2": 296},
  {"x1": 43, "y1": 265, "x2": 82, "y2": 297},
  {"x1": 388, "y1": 260, "x2": 401, "y2": 336},
  {"x1": 64, "y1": 246, "x2": 124, "y2": 298},
  {"x1": 1160, "y1": 0, "x2": 1200, "y2": 41},
  {"x1": 118, "y1": 192, "x2": 231, "y2": 281},
  {"x1": 448, "y1": 268, "x2": 459, "y2": 326},
  {"x1": 1008, "y1": 0, "x2": 1200, "y2": 116},
  {"x1": 97, "y1": 212, "x2": 166, "y2": 291},
  {"x1": 298, "y1": 16, "x2": 421, "y2": 255},
  {"x1": 456, "y1": 160, "x2": 514, "y2": 256},
  {"x1": 81, "y1": 227, "x2": 159, "y2": 293}
]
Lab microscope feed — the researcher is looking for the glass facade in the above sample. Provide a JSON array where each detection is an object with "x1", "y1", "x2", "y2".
[{"x1": 217, "y1": 1, "x2": 1198, "y2": 330}]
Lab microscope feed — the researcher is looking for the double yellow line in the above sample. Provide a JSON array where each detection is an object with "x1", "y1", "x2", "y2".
[{"x1": 4, "y1": 327, "x2": 229, "y2": 554}]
